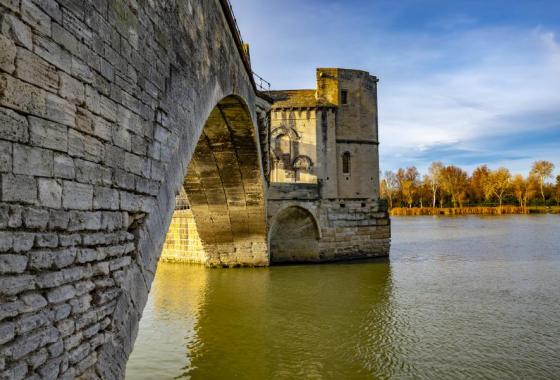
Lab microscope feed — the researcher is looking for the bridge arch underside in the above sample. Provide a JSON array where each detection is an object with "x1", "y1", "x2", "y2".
[
  {"x1": 269, "y1": 206, "x2": 320, "y2": 263},
  {"x1": 178, "y1": 96, "x2": 267, "y2": 267}
]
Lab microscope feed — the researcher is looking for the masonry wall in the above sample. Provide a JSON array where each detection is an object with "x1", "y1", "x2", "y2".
[
  {"x1": 267, "y1": 195, "x2": 390, "y2": 262},
  {"x1": 0, "y1": 0, "x2": 262, "y2": 378},
  {"x1": 159, "y1": 209, "x2": 205, "y2": 264}
]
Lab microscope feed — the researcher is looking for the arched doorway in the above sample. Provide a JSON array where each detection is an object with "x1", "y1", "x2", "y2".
[{"x1": 269, "y1": 206, "x2": 320, "y2": 263}]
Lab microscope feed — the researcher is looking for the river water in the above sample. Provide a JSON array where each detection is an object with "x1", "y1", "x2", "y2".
[{"x1": 126, "y1": 215, "x2": 560, "y2": 379}]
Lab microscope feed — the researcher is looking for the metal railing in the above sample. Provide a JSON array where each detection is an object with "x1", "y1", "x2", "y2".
[
  {"x1": 253, "y1": 71, "x2": 271, "y2": 93},
  {"x1": 220, "y1": 0, "x2": 272, "y2": 94}
]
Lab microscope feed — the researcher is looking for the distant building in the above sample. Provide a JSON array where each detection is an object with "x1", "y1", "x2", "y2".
[{"x1": 267, "y1": 68, "x2": 390, "y2": 263}]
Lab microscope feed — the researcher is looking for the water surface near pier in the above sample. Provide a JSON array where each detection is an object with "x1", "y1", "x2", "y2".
[{"x1": 126, "y1": 215, "x2": 560, "y2": 379}]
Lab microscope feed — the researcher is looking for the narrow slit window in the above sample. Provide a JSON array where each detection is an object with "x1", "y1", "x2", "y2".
[
  {"x1": 341, "y1": 90, "x2": 348, "y2": 105},
  {"x1": 342, "y1": 152, "x2": 351, "y2": 175}
]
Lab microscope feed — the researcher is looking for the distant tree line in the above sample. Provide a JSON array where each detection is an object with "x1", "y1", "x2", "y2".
[{"x1": 381, "y1": 160, "x2": 560, "y2": 209}]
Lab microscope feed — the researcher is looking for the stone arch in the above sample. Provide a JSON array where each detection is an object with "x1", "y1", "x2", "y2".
[
  {"x1": 269, "y1": 205, "x2": 321, "y2": 263},
  {"x1": 182, "y1": 95, "x2": 268, "y2": 267}
]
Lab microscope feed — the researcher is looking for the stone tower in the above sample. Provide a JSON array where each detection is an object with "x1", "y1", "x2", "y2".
[{"x1": 267, "y1": 68, "x2": 390, "y2": 263}]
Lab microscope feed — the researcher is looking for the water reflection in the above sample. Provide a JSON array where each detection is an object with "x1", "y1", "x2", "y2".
[{"x1": 127, "y1": 215, "x2": 560, "y2": 379}]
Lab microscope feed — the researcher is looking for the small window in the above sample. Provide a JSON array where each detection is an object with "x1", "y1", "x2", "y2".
[
  {"x1": 341, "y1": 90, "x2": 348, "y2": 105},
  {"x1": 342, "y1": 152, "x2": 351, "y2": 175}
]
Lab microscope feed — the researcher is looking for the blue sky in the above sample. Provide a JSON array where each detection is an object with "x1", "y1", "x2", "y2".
[{"x1": 230, "y1": 0, "x2": 560, "y2": 176}]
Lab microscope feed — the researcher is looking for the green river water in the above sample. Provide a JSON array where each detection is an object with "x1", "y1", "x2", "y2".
[{"x1": 126, "y1": 215, "x2": 560, "y2": 379}]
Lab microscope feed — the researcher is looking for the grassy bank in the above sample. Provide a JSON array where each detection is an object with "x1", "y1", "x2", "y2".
[{"x1": 390, "y1": 206, "x2": 560, "y2": 216}]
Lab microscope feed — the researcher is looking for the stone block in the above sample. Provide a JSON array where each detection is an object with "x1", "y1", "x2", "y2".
[
  {"x1": 47, "y1": 284, "x2": 76, "y2": 303},
  {"x1": 0, "y1": 140, "x2": 12, "y2": 172},
  {"x1": 0, "y1": 231, "x2": 13, "y2": 251},
  {"x1": 19, "y1": 293, "x2": 48, "y2": 313},
  {"x1": 13, "y1": 143, "x2": 53, "y2": 176},
  {"x1": 52, "y1": 22, "x2": 78, "y2": 55},
  {"x1": 52, "y1": 307, "x2": 70, "y2": 327},
  {"x1": 70, "y1": 294, "x2": 92, "y2": 315},
  {"x1": 45, "y1": 92, "x2": 76, "y2": 127},
  {"x1": 0, "y1": 321, "x2": 16, "y2": 344},
  {"x1": 0, "y1": 106, "x2": 29, "y2": 142},
  {"x1": 75, "y1": 106, "x2": 94, "y2": 134},
  {"x1": 103, "y1": 144, "x2": 125, "y2": 169},
  {"x1": 93, "y1": 115, "x2": 112, "y2": 141},
  {"x1": 0, "y1": 73, "x2": 47, "y2": 115},
  {"x1": 68, "y1": 128, "x2": 104, "y2": 163},
  {"x1": 67, "y1": 211, "x2": 101, "y2": 231},
  {"x1": 33, "y1": 34, "x2": 72, "y2": 71},
  {"x1": 119, "y1": 191, "x2": 154, "y2": 212},
  {"x1": 38, "y1": 178, "x2": 62, "y2": 208},
  {"x1": 113, "y1": 168, "x2": 135, "y2": 190},
  {"x1": 58, "y1": 71, "x2": 84, "y2": 104},
  {"x1": 29, "y1": 116, "x2": 68, "y2": 152},
  {"x1": 1, "y1": 14, "x2": 33, "y2": 50},
  {"x1": 54, "y1": 153, "x2": 75, "y2": 179},
  {"x1": 124, "y1": 152, "x2": 148, "y2": 176},
  {"x1": 23, "y1": 207, "x2": 49, "y2": 229},
  {"x1": 34, "y1": 232, "x2": 58, "y2": 247},
  {"x1": 0, "y1": 254, "x2": 27, "y2": 274},
  {"x1": 0, "y1": 33, "x2": 16, "y2": 74},
  {"x1": 93, "y1": 186, "x2": 119, "y2": 210},
  {"x1": 75, "y1": 159, "x2": 111, "y2": 186},
  {"x1": 71, "y1": 56, "x2": 93, "y2": 84},
  {"x1": 59, "y1": 233, "x2": 81, "y2": 246},
  {"x1": 21, "y1": 0, "x2": 52, "y2": 36},
  {"x1": 76, "y1": 248, "x2": 97, "y2": 263},
  {"x1": 1, "y1": 174, "x2": 37, "y2": 204},
  {"x1": 36, "y1": 266, "x2": 83, "y2": 288},
  {"x1": 49, "y1": 209, "x2": 70, "y2": 229},
  {"x1": 15, "y1": 48, "x2": 58, "y2": 92},
  {"x1": 100, "y1": 211, "x2": 123, "y2": 231},
  {"x1": 57, "y1": 319, "x2": 75, "y2": 338},
  {"x1": 0, "y1": 0, "x2": 19, "y2": 12},
  {"x1": 13, "y1": 232, "x2": 35, "y2": 252},
  {"x1": 0, "y1": 274, "x2": 35, "y2": 296},
  {"x1": 62, "y1": 181, "x2": 93, "y2": 210},
  {"x1": 112, "y1": 125, "x2": 131, "y2": 150},
  {"x1": 28, "y1": 347, "x2": 48, "y2": 369},
  {"x1": 16, "y1": 311, "x2": 49, "y2": 334}
]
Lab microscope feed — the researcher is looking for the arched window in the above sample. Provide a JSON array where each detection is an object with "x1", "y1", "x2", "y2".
[
  {"x1": 342, "y1": 152, "x2": 351, "y2": 175},
  {"x1": 275, "y1": 134, "x2": 291, "y2": 167}
]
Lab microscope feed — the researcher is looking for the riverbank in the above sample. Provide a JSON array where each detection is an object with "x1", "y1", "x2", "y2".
[{"x1": 390, "y1": 206, "x2": 560, "y2": 216}]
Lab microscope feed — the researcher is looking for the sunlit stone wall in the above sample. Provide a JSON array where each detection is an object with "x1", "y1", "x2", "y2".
[{"x1": 160, "y1": 209, "x2": 205, "y2": 264}]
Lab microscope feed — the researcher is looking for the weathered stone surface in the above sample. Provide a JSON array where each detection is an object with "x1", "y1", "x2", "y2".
[
  {"x1": 1, "y1": 13, "x2": 33, "y2": 50},
  {"x1": 68, "y1": 128, "x2": 104, "y2": 162},
  {"x1": 0, "y1": 33, "x2": 16, "y2": 74},
  {"x1": 2, "y1": 174, "x2": 37, "y2": 204},
  {"x1": 38, "y1": 178, "x2": 63, "y2": 208},
  {"x1": 15, "y1": 48, "x2": 58, "y2": 92},
  {"x1": 0, "y1": 140, "x2": 12, "y2": 172},
  {"x1": 53, "y1": 153, "x2": 75, "y2": 179},
  {"x1": 0, "y1": 254, "x2": 28, "y2": 274},
  {"x1": 22, "y1": 208, "x2": 49, "y2": 229},
  {"x1": 21, "y1": 0, "x2": 52, "y2": 36},
  {"x1": 28, "y1": 116, "x2": 68, "y2": 152},
  {"x1": 0, "y1": 107, "x2": 29, "y2": 142},
  {"x1": 0, "y1": 274, "x2": 35, "y2": 296},
  {"x1": 45, "y1": 92, "x2": 76, "y2": 127},
  {"x1": 13, "y1": 144, "x2": 53, "y2": 176},
  {"x1": 62, "y1": 181, "x2": 93, "y2": 210},
  {"x1": 0, "y1": 73, "x2": 46, "y2": 115}
]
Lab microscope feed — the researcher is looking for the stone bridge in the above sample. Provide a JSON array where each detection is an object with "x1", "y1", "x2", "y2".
[{"x1": 0, "y1": 0, "x2": 269, "y2": 378}]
